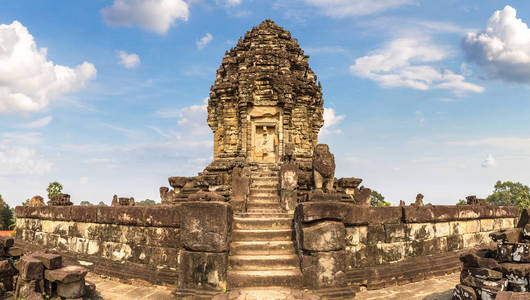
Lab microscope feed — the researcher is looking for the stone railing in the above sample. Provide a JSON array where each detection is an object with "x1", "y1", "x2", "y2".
[
  {"x1": 15, "y1": 202, "x2": 233, "y2": 295},
  {"x1": 294, "y1": 202, "x2": 519, "y2": 291}
]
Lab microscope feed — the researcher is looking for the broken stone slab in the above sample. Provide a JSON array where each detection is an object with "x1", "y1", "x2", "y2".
[
  {"x1": 31, "y1": 252, "x2": 62, "y2": 270},
  {"x1": 57, "y1": 278, "x2": 86, "y2": 298},
  {"x1": 461, "y1": 274, "x2": 507, "y2": 293},
  {"x1": 0, "y1": 236, "x2": 14, "y2": 248},
  {"x1": 459, "y1": 252, "x2": 500, "y2": 271},
  {"x1": 463, "y1": 267, "x2": 503, "y2": 280},
  {"x1": 45, "y1": 265, "x2": 88, "y2": 283},
  {"x1": 337, "y1": 177, "x2": 362, "y2": 189},
  {"x1": 294, "y1": 201, "x2": 352, "y2": 223},
  {"x1": 490, "y1": 228, "x2": 523, "y2": 244},
  {"x1": 188, "y1": 191, "x2": 226, "y2": 202},
  {"x1": 307, "y1": 190, "x2": 342, "y2": 202},
  {"x1": 7, "y1": 246, "x2": 22, "y2": 257},
  {"x1": 500, "y1": 262, "x2": 530, "y2": 279},
  {"x1": 452, "y1": 284, "x2": 477, "y2": 300},
  {"x1": 299, "y1": 220, "x2": 345, "y2": 251},
  {"x1": 18, "y1": 256, "x2": 44, "y2": 280},
  {"x1": 180, "y1": 201, "x2": 232, "y2": 252},
  {"x1": 168, "y1": 176, "x2": 189, "y2": 189},
  {"x1": 178, "y1": 250, "x2": 227, "y2": 291}
]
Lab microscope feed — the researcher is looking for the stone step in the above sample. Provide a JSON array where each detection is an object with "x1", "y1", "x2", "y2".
[
  {"x1": 232, "y1": 229, "x2": 292, "y2": 241},
  {"x1": 236, "y1": 212, "x2": 292, "y2": 218},
  {"x1": 250, "y1": 183, "x2": 278, "y2": 189},
  {"x1": 246, "y1": 201, "x2": 282, "y2": 210},
  {"x1": 248, "y1": 196, "x2": 280, "y2": 203},
  {"x1": 230, "y1": 241, "x2": 295, "y2": 255},
  {"x1": 250, "y1": 188, "x2": 278, "y2": 194},
  {"x1": 246, "y1": 208, "x2": 283, "y2": 214},
  {"x1": 227, "y1": 269, "x2": 302, "y2": 288},
  {"x1": 229, "y1": 254, "x2": 299, "y2": 271},
  {"x1": 233, "y1": 217, "x2": 292, "y2": 230},
  {"x1": 249, "y1": 193, "x2": 279, "y2": 198},
  {"x1": 251, "y1": 175, "x2": 279, "y2": 181}
]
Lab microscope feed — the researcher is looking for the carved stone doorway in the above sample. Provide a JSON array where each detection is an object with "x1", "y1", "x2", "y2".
[{"x1": 252, "y1": 123, "x2": 278, "y2": 163}]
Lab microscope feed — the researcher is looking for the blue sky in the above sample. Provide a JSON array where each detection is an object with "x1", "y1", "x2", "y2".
[{"x1": 1, "y1": 0, "x2": 530, "y2": 206}]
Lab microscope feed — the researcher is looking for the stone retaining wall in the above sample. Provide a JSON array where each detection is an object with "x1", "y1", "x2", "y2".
[
  {"x1": 15, "y1": 205, "x2": 181, "y2": 285},
  {"x1": 15, "y1": 202, "x2": 233, "y2": 295},
  {"x1": 294, "y1": 202, "x2": 519, "y2": 290}
]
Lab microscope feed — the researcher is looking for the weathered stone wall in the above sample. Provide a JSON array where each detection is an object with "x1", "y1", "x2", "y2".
[
  {"x1": 15, "y1": 206, "x2": 181, "y2": 284},
  {"x1": 294, "y1": 202, "x2": 519, "y2": 290}
]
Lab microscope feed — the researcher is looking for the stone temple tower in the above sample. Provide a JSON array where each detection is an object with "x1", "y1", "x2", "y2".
[{"x1": 207, "y1": 19, "x2": 324, "y2": 164}]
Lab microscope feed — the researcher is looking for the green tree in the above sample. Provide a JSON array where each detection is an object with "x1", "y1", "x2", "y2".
[
  {"x1": 486, "y1": 181, "x2": 530, "y2": 209},
  {"x1": 370, "y1": 190, "x2": 390, "y2": 207},
  {"x1": 456, "y1": 199, "x2": 467, "y2": 206},
  {"x1": 46, "y1": 182, "x2": 63, "y2": 200},
  {"x1": 79, "y1": 201, "x2": 93, "y2": 206},
  {"x1": 97, "y1": 201, "x2": 107, "y2": 206},
  {"x1": 136, "y1": 199, "x2": 157, "y2": 206},
  {"x1": 0, "y1": 194, "x2": 13, "y2": 230}
]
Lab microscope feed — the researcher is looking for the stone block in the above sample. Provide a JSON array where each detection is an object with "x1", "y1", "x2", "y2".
[
  {"x1": 181, "y1": 201, "x2": 232, "y2": 252},
  {"x1": 434, "y1": 222, "x2": 450, "y2": 238},
  {"x1": 31, "y1": 252, "x2": 62, "y2": 270},
  {"x1": 452, "y1": 283, "x2": 477, "y2": 300},
  {"x1": 178, "y1": 250, "x2": 227, "y2": 291},
  {"x1": 462, "y1": 232, "x2": 490, "y2": 249},
  {"x1": 188, "y1": 191, "x2": 226, "y2": 202},
  {"x1": 460, "y1": 252, "x2": 500, "y2": 270},
  {"x1": 494, "y1": 206, "x2": 520, "y2": 219},
  {"x1": 18, "y1": 257, "x2": 44, "y2": 280},
  {"x1": 7, "y1": 246, "x2": 22, "y2": 257},
  {"x1": 70, "y1": 206, "x2": 98, "y2": 223},
  {"x1": 343, "y1": 206, "x2": 402, "y2": 225},
  {"x1": 384, "y1": 223, "x2": 406, "y2": 242},
  {"x1": 114, "y1": 206, "x2": 146, "y2": 226},
  {"x1": 57, "y1": 279, "x2": 85, "y2": 298},
  {"x1": 432, "y1": 206, "x2": 459, "y2": 222},
  {"x1": 15, "y1": 279, "x2": 43, "y2": 300},
  {"x1": 457, "y1": 206, "x2": 480, "y2": 220},
  {"x1": 295, "y1": 201, "x2": 352, "y2": 223},
  {"x1": 45, "y1": 265, "x2": 88, "y2": 283},
  {"x1": 143, "y1": 205, "x2": 181, "y2": 227},
  {"x1": 465, "y1": 267, "x2": 503, "y2": 280},
  {"x1": 378, "y1": 242, "x2": 404, "y2": 263},
  {"x1": 402, "y1": 205, "x2": 434, "y2": 223},
  {"x1": 301, "y1": 250, "x2": 345, "y2": 288},
  {"x1": 169, "y1": 176, "x2": 189, "y2": 189},
  {"x1": 367, "y1": 224, "x2": 385, "y2": 244},
  {"x1": 462, "y1": 274, "x2": 507, "y2": 294},
  {"x1": 300, "y1": 221, "x2": 345, "y2": 251},
  {"x1": 490, "y1": 228, "x2": 523, "y2": 243},
  {"x1": 480, "y1": 219, "x2": 495, "y2": 232},
  {"x1": 405, "y1": 223, "x2": 434, "y2": 240}
]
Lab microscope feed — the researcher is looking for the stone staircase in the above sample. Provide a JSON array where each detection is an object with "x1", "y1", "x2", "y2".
[{"x1": 227, "y1": 163, "x2": 302, "y2": 288}]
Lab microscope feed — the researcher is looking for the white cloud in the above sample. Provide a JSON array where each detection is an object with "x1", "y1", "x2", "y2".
[
  {"x1": 101, "y1": 0, "x2": 189, "y2": 34},
  {"x1": 0, "y1": 21, "x2": 97, "y2": 114},
  {"x1": 319, "y1": 107, "x2": 345, "y2": 137},
  {"x1": 463, "y1": 5, "x2": 530, "y2": 83},
  {"x1": 0, "y1": 146, "x2": 52, "y2": 175},
  {"x1": 304, "y1": 0, "x2": 414, "y2": 18},
  {"x1": 481, "y1": 154, "x2": 497, "y2": 168},
  {"x1": 226, "y1": 0, "x2": 243, "y2": 6},
  {"x1": 118, "y1": 51, "x2": 140, "y2": 69},
  {"x1": 447, "y1": 137, "x2": 530, "y2": 150},
  {"x1": 196, "y1": 33, "x2": 213, "y2": 49},
  {"x1": 157, "y1": 99, "x2": 209, "y2": 135},
  {"x1": 350, "y1": 38, "x2": 484, "y2": 94},
  {"x1": 18, "y1": 116, "x2": 53, "y2": 129}
]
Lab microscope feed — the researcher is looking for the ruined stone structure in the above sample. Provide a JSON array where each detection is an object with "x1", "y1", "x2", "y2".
[
  {"x1": 453, "y1": 208, "x2": 530, "y2": 299},
  {"x1": 14, "y1": 20, "x2": 528, "y2": 299}
]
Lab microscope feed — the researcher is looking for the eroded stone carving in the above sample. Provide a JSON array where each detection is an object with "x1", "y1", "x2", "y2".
[
  {"x1": 27, "y1": 195, "x2": 45, "y2": 207},
  {"x1": 312, "y1": 144, "x2": 335, "y2": 192}
]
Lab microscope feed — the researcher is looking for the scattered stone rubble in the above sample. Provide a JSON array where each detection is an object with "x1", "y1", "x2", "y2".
[
  {"x1": 111, "y1": 194, "x2": 135, "y2": 206},
  {"x1": 47, "y1": 193, "x2": 73, "y2": 206},
  {"x1": 453, "y1": 208, "x2": 530, "y2": 299},
  {"x1": 0, "y1": 236, "x2": 95, "y2": 299}
]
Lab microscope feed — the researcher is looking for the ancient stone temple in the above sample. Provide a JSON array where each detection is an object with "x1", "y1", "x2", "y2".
[{"x1": 14, "y1": 19, "x2": 526, "y2": 300}]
